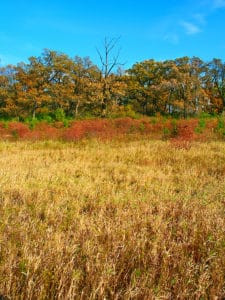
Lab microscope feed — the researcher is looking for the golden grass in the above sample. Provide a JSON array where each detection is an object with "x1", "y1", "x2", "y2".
[{"x1": 0, "y1": 139, "x2": 224, "y2": 299}]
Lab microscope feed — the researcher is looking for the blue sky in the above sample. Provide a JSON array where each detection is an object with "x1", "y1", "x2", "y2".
[{"x1": 0, "y1": 0, "x2": 225, "y2": 68}]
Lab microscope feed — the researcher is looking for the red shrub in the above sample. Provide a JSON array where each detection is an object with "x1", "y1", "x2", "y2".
[
  {"x1": 113, "y1": 117, "x2": 135, "y2": 130},
  {"x1": 113, "y1": 118, "x2": 145, "y2": 135},
  {"x1": 0, "y1": 122, "x2": 7, "y2": 139},
  {"x1": 53, "y1": 122, "x2": 65, "y2": 129},
  {"x1": 0, "y1": 117, "x2": 221, "y2": 142},
  {"x1": 170, "y1": 119, "x2": 198, "y2": 149},
  {"x1": 81, "y1": 119, "x2": 109, "y2": 136},
  {"x1": 151, "y1": 121, "x2": 164, "y2": 133},
  {"x1": 62, "y1": 122, "x2": 86, "y2": 141},
  {"x1": 63, "y1": 119, "x2": 123, "y2": 141},
  {"x1": 30, "y1": 122, "x2": 60, "y2": 140},
  {"x1": 8, "y1": 122, "x2": 30, "y2": 139}
]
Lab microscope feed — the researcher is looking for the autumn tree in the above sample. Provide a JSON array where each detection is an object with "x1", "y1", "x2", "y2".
[
  {"x1": 163, "y1": 57, "x2": 206, "y2": 117},
  {"x1": 33, "y1": 50, "x2": 103, "y2": 118},
  {"x1": 127, "y1": 57, "x2": 207, "y2": 117},
  {"x1": 13, "y1": 50, "x2": 101, "y2": 119},
  {"x1": 66, "y1": 56, "x2": 101, "y2": 117},
  {"x1": 14, "y1": 56, "x2": 51, "y2": 119},
  {"x1": 127, "y1": 60, "x2": 166, "y2": 115},
  {"x1": 39, "y1": 49, "x2": 76, "y2": 115},
  {"x1": 0, "y1": 65, "x2": 18, "y2": 118},
  {"x1": 204, "y1": 58, "x2": 225, "y2": 113}
]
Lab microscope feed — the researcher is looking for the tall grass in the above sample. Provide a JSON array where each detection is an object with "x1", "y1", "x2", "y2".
[{"x1": 0, "y1": 139, "x2": 224, "y2": 299}]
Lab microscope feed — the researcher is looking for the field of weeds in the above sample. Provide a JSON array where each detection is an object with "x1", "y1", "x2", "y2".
[{"x1": 0, "y1": 139, "x2": 225, "y2": 299}]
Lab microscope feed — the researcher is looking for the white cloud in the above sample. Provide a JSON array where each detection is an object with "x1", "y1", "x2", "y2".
[{"x1": 180, "y1": 21, "x2": 201, "y2": 35}]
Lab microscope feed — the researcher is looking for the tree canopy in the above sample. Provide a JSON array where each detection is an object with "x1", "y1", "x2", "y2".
[{"x1": 0, "y1": 49, "x2": 224, "y2": 120}]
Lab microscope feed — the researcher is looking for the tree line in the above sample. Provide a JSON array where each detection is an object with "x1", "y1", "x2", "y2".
[{"x1": 0, "y1": 47, "x2": 225, "y2": 121}]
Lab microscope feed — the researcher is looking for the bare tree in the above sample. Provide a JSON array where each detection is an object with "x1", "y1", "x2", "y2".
[
  {"x1": 97, "y1": 37, "x2": 122, "y2": 79},
  {"x1": 96, "y1": 37, "x2": 124, "y2": 116}
]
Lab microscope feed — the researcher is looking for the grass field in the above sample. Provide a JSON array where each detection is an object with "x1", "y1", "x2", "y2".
[{"x1": 0, "y1": 139, "x2": 225, "y2": 299}]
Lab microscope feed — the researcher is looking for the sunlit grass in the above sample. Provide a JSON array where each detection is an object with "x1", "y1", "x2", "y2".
[{"x1": 0, "y1": 139, "x2": 224, "y2": 299}]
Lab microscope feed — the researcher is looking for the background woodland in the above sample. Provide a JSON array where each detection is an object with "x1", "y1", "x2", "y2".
[{"x1": 1, "y1": 45, "x2": 225, "y2": 122}]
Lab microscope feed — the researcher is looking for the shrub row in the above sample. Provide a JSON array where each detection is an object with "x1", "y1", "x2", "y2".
[{"x1": 0, "y1": 117, "x2": 224, "y2": 142}]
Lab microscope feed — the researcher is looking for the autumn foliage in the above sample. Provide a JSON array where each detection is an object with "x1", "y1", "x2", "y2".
[
  {"x1": 1, "y1": 50, "x2": 225, "y2": 120},
  {"x1": 0, "y1": 116, "x2": 224, "y2": 145}
]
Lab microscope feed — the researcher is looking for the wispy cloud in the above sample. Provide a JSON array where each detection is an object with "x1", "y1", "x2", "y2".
[
  {"x1": 213, "y1": 0, "x2": 225, "y2": 8},
  {"x1": 201, "y1": 0, "x2": 225, "y2": 10},
  {"x1": 192, "y1": 13, "x2": 206, "y2": 25},
  {"x1": 180, "y1": 21, "x2": 201, "y2": 35}
]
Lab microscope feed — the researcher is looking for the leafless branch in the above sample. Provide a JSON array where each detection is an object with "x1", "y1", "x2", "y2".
[{"x1": 96, "y1": 37, "x2": 124, "y2": 78}]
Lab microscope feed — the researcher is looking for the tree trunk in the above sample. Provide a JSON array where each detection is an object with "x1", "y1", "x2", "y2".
[
  {"x1": 75, "y1": 100, "x2": 80, "y2": 118},
  {"x1": 32, "y1": 102, "x2": 37, "y2": 119}
]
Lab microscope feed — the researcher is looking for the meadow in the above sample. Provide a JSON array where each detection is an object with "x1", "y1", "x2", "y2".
[{"x1": 0, "y1": 135, "x2": 224, "y2": 299}]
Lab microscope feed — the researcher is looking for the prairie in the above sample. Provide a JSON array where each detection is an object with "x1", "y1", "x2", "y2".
[{"x1": 0, "y1": 139, "x2": 224, "y2": 299}]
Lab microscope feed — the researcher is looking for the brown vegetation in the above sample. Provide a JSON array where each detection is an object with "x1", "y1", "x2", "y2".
[
  {"x1": 0, "y1": 139, "x2": 224, "y2": 299},
  {"x1": 0, "y1": 116, "x2": 224, "y2": 143}
]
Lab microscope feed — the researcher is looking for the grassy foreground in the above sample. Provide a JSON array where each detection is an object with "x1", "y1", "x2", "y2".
[{"x1": 0, "y1": 139, "x2": 224, "y2": 299}]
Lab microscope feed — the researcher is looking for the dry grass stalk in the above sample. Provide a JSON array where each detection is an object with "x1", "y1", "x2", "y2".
[{"x1": 0, "y1": 139, "x2": 224, "y2": 299}]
